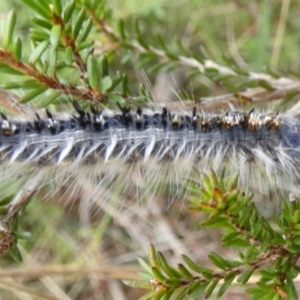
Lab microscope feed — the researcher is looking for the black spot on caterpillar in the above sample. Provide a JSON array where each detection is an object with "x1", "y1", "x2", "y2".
[{"x1": 1, "y1": 102, "x2": 300, "y2": 217}]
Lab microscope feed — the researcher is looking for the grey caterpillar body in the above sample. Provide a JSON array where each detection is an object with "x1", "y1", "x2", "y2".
[
  {"x1": 1, "y1": 102, "x2": 300, "y2": 212},
  {"x1": 0, "y1": 103, "x2": 292, "y2": 163}
]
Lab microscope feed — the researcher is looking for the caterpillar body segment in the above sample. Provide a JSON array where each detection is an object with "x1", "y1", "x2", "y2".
[{"x1": 0, "y1": 103, "x2": 299, "y2": 213}]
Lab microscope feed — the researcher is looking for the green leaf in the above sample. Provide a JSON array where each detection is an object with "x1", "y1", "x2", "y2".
[
  {"x1": 282, "y1": 255, "x2": 293, "y2": 273},
  {"x1": 202, "y1": 271, "x2": 215, "y2": 281},
  {"x1": 9, "y1": 243, "x2": 22, "y2": 262},
  {"x1": 73, "y1": 8, "x2": 86, "y2": 40},
  {"x1": 14, "y1": 231, "x2": 32, "y2": 240},
  {"x1": 154, "y1": 287, "x2": 168, "y2": 300},
  {"x1": 138, "y1": 257, "x2": 153, "y2": 275},
  {"x1": 135, "y1": 31, "x2": 148, "y2": 50},
  {"x1": 0, "y1": 63, "x2": 23, "y2": 75},
  {"x1": 36, "y1": 90, "x2": 61, "y2": 108},
  {"x1": 31, "y1": 17, "x2": 52, "y2": 30},
  {"x1": 178, "y1": 264, "x2": 194, "y2": 280},
  {"x1": 176, "y1": 39, "x2": 189, "y2": 56},
  {"x1": 63, "y1": 0, "x2": 76, "y2": 23},
  {"x1": 50, "y1": 25, "x2": 61, "y2": 48},
  {"x1": 286, "y1": 276, "x2": 298, "y2": 300},
  {"x1": 221, "y1": 231, "x2": 240, "y2": 243},
  {"x1": 164, "y1": 278, "x2": 182, "y2": 288},
  {"x1": 165, "y1": 51, "x2": 178, "y2": 60},
  {"x1": 53, "y1": 0, "x2": 62, "y2": 15},
  {"x1": 188, "y1": 282, "x2": 209, "y2": 299},
  {"x1": 120, "y1": 41, "x2": 135, "y2": 50},
  {"x1": 0, "y1": 207, "x2": 8, "y2": 215},
  {"x1": 0, "y1": 194, "x2": 14, "y2": 206},
  {"x1": 291, "y1": 210, "x2": 300, "y2": 224},
  {"x1": 149, "y1": 244, "x2": 160, "y2": 269},
  {"x1": 76, "y1": 40, "x2": 94, "y2": 51},
  {"x1": 1, "y1": 79, "x2": 41, "y2": 90},
  {"x1": 48, "y1": 50, "x2": 58, "y2": 77},
  {"x1": 137, "y1": 291, "x2": 157, "y2": 300},
  {"x1": 231, "y1": 67, "x2": 249, "y2": 76},
  {"x1": 138, "y1": 271, "x2": 153, "y2": 281},
  {"x1": 216, "y1": 271, "x2": 236, "y2": 298},
  {"x1": 87, "y1": 56, "x2": 100, "y2": 89},
  {"x1": 256, "y1": 79, "x2": 274, "y2": 91},
  {"x1": 122, "y1": 279, "x2": 153, "y2": 290},
  {"x1": 156, "y1": 34, "x2": 168, "y2": 52},
  {"x1": 271, "y1": 231, "x2": 285, "y2": 244},
  {"x1": 100, "y1": 76, "x2": 112, "y2": 92},
  {"x1": 29, "y1": 40, "x2": 49, "y2": 64},
  {"x1": 224, "y1": 190, "x2": 239, "y2": 204},
  {"x1": 100, "y1": 55, "x2": 109, "y2": 77},
  {"x1": 260, "y1": 270, "x2": 277, "y2": 281},
  {"x1": 48, "y1": 25, "x2": 61, "y2": 76},
  {"x1": 121, "y1": 73, "x2": 129, "y2": 96},
  {"x1": 237, "y1": 269, "x2": 254, "y2": 284},
  {"x1": 78, "y1": 18, "x2": 93, "y2": 43},
  {"x1": 157, "y1": 252, "x2": 182, "y2": 279},
  {"x1": 225, "y1": 237, "x2": 249, "y2": 248},
  {"x1": 182, "y1": 255, "x2": 211, "y2": 274},
  {"x1": 208, "y1": 252, "x2": 229, "y2": 270},
  {"x1": 108, "y1": 72, "x2": 122, "y2": 91},
  {"x1": 148, "y1": 61, "x2": 169, "y2": 74},
  {"x1": 12, "y1": 38, "x2": 22, "y2": 61},
  {"x1": 202, "y1": 216, "x2": 232, "y2": 229},
  {"x1": 204, "y1": 279, "x2": 219, "y2": 299},
  {"x1": 152, "y1": 267, "x2": 167, "y2": 283},
  {"x1": 30, "y1": 28, "x2": 49, "y2": 42},
  {"x1": 20, "y1": 87, "x2": 47, "y2": 103},
  {"x1": 274, "y1": 257, "x2": 283, "y2": 271},
  {"x1": 137, "y1": 56, "x2": 156, "y2": 69},
  {"x1": 21, "y1": 0, "x2": 50, "y2": 20},
  {"x1": 107, "y1": 93, "x2": 124, "y2": 104},
  {"x1": 65, "y1": 46, "x2": 73, "y2": 65},
  {"x1": 2, "y1": 10, "x2": 16, "y2": 49},
  {"x1": 290, "y1": 235, "x2": 300, "y2": 244},
  {"x1": 135, "y1": 20, "x2": 148, "y2": 49},
  {"x1": 120, "y1": 53, "x2": 132, "y2": 64},
  {"x1": 173, "y1": 286, "x2": 189, "y2": 300},
  {"x1": 202, "y1": 173, "x2": 213, "y2": 196},
  {"x1": 247, "y1": 287, "x2": 269, "y2": 299},
  {"x1": 118, "y1": 19, "x2": 127, "y2": 39},
  {"x1": 209, "y1": 170, "x2": 220, "y2": 189},
  {"x1": 252, "y1": 222, "x2": 263, "y2": 239},
  {"x1": 286, "y1": 245, "x2": 300, "y2": 254},
  {"x1": 161, "y1": 287, "x2": 175, "y2": 300},
  {"x1": 224, "y1": 260, "x2": 243, "y2": 268}
]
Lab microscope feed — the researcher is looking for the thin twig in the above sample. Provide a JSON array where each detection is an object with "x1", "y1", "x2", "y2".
[
  {"x1": 0, "y1": 49, "x2": 106, "y2": 103},
  {"x1": 89, "y1": 16, "x2": 300, "y2": 104}
]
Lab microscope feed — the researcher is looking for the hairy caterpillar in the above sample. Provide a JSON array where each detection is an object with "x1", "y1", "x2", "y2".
[{"x1": 0, "y1": 101, "x2": 300, "y2": 230}]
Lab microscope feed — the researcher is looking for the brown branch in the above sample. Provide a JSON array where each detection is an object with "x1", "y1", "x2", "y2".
[
  {"x1": 62, "y1": 34, "x2": 87, "y2": 73},
  {"x1": 0, "y1": 49, "x2": 106, "y2": 103},
  {"x1": 87, "y1": 16, "x2": 300, "y2": 106},
  {"x1": 52, "y1": 12, "x2": 87, "y2": 74},
  {"x1": 151, "y1": 247, "x2": 287, "y2": 293}
]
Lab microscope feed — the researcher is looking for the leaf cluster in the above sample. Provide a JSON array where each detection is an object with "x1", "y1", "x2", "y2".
[
  {"x1": 0, "y1": 0, "x2": 146, "y2": 108},
  {"x1": 1, "y1": 0, "x2": 300, "y2": 111},
  {"x1": 125, "y1": 171, "x2": 300, "y2": 299}
]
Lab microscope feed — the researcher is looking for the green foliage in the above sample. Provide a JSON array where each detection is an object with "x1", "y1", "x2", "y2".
[
  {"x1": 125, "y1": 171, "x2": 300, "y2": 299},
  {"x1": 0, "y1": 0, "x2": 142, "y2": 107},
  {"x1": 1, "y1": 0, "x2": 300, "y2": 110}
]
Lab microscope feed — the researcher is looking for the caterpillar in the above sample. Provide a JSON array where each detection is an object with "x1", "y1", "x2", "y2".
[{"x1": 0, "y1": 101, "x2": 299, "y2": 232}]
